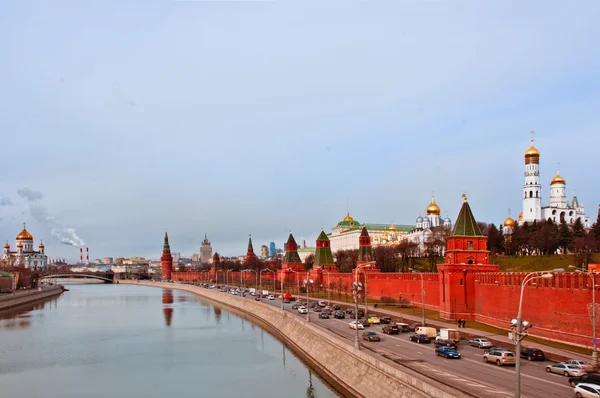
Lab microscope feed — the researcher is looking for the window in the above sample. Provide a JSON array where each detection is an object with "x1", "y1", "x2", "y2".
[
  {"x1": 535, "y1": 191, "x2": 538, "y2": 197},
  {"x1": 460, "y1": 279, "x2": 464, "y2": 285},
  {"x1": 529, "y1": 191, "x2": 533, "y2": 198},
  {"x1": 467, "y1": 241, "x2": 473, "y2": 249}
]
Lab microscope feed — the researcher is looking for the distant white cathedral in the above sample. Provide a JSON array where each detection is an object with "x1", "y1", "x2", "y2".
[
  {"x1": 504, "y1": 133, "x2": 590, "y2": 233},
  {"x1": 200, "y1": 234, "x2": 213, "y2": 264},
  {"x1": 3, "y1": 223, "x2": 48, "y2": 269}
]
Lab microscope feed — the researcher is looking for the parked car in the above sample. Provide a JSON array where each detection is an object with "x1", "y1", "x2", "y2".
[
  {"x1": 380, "y1": 317, "x2": 392, "y2": 324},
  {"x1": 569, "y1": 373, "x2": 600, "y2": 387},
  {"x1": 367, "y1": 315, "x2": 381, "y2": 324},
  {"x1": 435, "y1": 347, "x2": 461, "y2": 359},
  {"x1": 573, "y1": 383, "x2": 600, "y2": 398},
  {"x1": 409, "y1": 322, "x2": 423, "y2": 331},
  {"x1": 483, "y1": 349, "x2": 516, "y2": 366},
  {"x1": 349, "y1": 321, "x2": 364, "y2": 330},
  {"x1": 545, "y1": 363, "x2": 586, "y2": 377},
  {"x1": 334, "y1": 310, "x2": 345, "y2": 319},
  {"x1": 565, "y1": 360, "x2": 597, "y2": 373},
  {"x1": 521, "y1": 348, "x2": 545, "y2": 361},
  {"x1": 409, "y1": 334, "x2": 431, "y2": 344},
  {"x1": 469, "y1": 338, "x2": 494, "y2": 348},
  {"x1": 396, "y1": 323, "x2": 411, "y2": 333},
  {"x1": 435, "y1": 339, "x2": 458, "y2": 349},
  {"x1": 382, "y1": 325, "x2": 400, "y2": 335},
  {"x1": 362, "y1": 331, "x2": 381, "y2": 342},
  {"x1": 298, "y1": 306, "x2": 308, "y2": 314},
  {"x1": 319, "y1": 312, "x2": 330, "y2": 319}
]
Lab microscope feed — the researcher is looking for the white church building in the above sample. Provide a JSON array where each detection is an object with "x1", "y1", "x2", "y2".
[{"x1": 3, "y1": 223, "x2": 48, "y2": 269}]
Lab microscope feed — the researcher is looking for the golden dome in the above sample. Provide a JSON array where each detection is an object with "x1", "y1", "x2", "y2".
[
  {"x1": 524, "y1": 145, "x2": 540, "y2": 158},
  {"x1": 426, "y1": 196, "x2": 441, "y2": 215},
  {"x1": 343, "y1": 212, "x2": 354, "y2": 222},
  {"x1": 504, "y1": 216, "x2": 515, "y2": 227},
  {"x1": 3, "y1": 241, "x2": 9, "y2": 249},
  {"x1": 17, "y1": 242, "x2": 23, "y2": 248},
  {"x1": 16, "y1": 224, "x2": 33, "y2": 241},
  {"x1": 389, "y1": 224, "x2": 397, "y2": 232},
  {"x1": 39, "y1": 241, "x2": 45, "y2": 248},
  {"x1": 518, "y1": 212, "x2": 523, "y2": 221},
  {"x1": 550, "y1": 172, "x2": 566, "y2": 185}
]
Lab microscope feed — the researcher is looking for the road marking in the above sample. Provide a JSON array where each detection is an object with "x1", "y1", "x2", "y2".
[{"x1": 417, "y1": 351, "x2": 423, "y2": 355}]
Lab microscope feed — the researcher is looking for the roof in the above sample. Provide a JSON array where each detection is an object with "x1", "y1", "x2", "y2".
[
  {"x1": 0, "y1": 270, "x2": 14, "y2": 277},
  {"x1": 451, "y1": 196, "x2": 483, "y2": 237},
  {"x1": 332, "y1": 223, "x2": 413, "y2": 235},
  {"x1": 317, "y1": 230, "x2": 330, "y2": 241}
]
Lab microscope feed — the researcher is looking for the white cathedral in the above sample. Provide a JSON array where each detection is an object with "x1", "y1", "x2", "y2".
[
  {"x1": 3, "y1": 223, "x2": 48, "y2": 269},
  {"x1": 503, "y1": 135, "x2": 590, "y2": 234}
]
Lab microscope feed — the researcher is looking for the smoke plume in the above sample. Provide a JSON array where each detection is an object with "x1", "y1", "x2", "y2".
[
  {"x1": 17, "y1": 188, "x2": 44, "y2": 202},
  {"x1": 0, "y1": 197, "x2": 12, "y2": 206}
]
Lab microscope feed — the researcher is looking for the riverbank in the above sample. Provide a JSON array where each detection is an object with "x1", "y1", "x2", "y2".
[
  {"x1": 123, "y1": 281, "x2": 470, "y2": 398},
  {"x1": 0, "y1": 285, "x2": 64, "y2": 313}
]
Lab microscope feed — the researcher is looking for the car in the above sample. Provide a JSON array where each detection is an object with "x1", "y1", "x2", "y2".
[
  {"x1": 334, "y1": 310, "x2": 345, "y2": 319},
  {"x1": 358, "y1": 318, "x2": 371, "y2": 327},
  {"x1": 345, "y1": 308, "x2": 354, "y2": 314},
  {"x1": 521, "y1": 348, "x2": 545, "y2": 361},
  {"x1": 395, "y1": 323, "x2": 411, "y2": 333},
  {"x1": 283, "y1": 298, "x2": 290, "y2": 303},
  {"x1": 435, "y1": 347, "x2": 461, "y2": 359},
  {"x1": 545, "y1": 363, "x2": 587, "y2": 377},
  {"x1": 254, "y1": 297, "x2": 261, "y2": 301},
  {"x1": 409, "y1": 334, "x2": 431, "y2": 344},
  {"x1": 298, "y1": 306, "x2": 308, "y2": 314},
  {"x1": 435, "y1": 339, "x2": 458, "y2": 349},
  {"x1": 333, "y1": 305, "x2": 341, "y2": 311},
  {"x1": 319, "y1": 312, "x2": 330, "y2": 319},
  {"x1": 268, "y1": 294, "x2": 275, "y2": 300},
  {"x1": 565, "y1": 360, "x2": 597, "y2": 373},
  {"x1": 318, "y1": 300, "x2": 329, "y2": 307},
  {"x1": 380, "y1": 316, "x2": 392, "y2": 324},
  {"x1": 362, "y1": 331, "x2": 381, "y2": 341},
  {"x1": 409, "y1": 322, "x2": 422, "y2": 331},
  {"x1": 367, "y1": 315, "x2": 381, "y2": 324},
  {"x1": 349, "y1": 321, "x2": 364, "y2": 330},
  {"x1": 573, "y1": 382, "x2": 600, "y2": 398},
  {"x1": 323, "y1": 306, "x2": 333, "y2": 314},
  {"x1": 483, "y1": 349, "x2": 516, "y2": 366},
  {"x1": 569, "y1": 373, "x2": 600, "y2": 388},
  {"x1": 291, "y1": 303, "x2": 300, "y2": 309},
  {"x1": 469, "y1": 338, "x2": 494, "y2": 348},
  {"x1": 382, "y1": 325, "x2": 400, "y2": 335}
]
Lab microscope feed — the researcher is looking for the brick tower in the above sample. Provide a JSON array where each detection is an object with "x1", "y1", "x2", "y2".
[
  {"x1": 282, "y1": 233, "x2": 304, "y2": 272},
  {"x1": 161, "y1": 231, "x2": 173, "y2": 281},
  {"x1": 313, "y1": 230, "x2": 337, "y2": 272},
  {"x1": 438, "y1": 195, "x2": 498, "y2": 320},
  {"x1": 357, "y1": 225, "x2": 377, "y2": 270},
  {"x1": 209, "y1": 252, "x2": 221, "y2": 282},
  {"x1": 245, "y1": 234, "x2": 258, "y2": 263}
]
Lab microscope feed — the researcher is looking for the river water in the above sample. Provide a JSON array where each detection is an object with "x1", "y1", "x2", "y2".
[{"x1": 0, "y1": 284, "x2": 339, "y2": 398}]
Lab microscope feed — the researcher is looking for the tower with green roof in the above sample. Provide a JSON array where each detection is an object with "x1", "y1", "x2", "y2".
[
  {"x1": 281, "y1": 233, "x2": 304, "y2": 272},
  {"x1": 356, "y1": 226, "x2": 377, "y2": 270},
  {"x1": 313, "y1": 230, "x2": 337, "y2": 271},
  {"x1": 444, "y1": 194, "x2": 489, "y2": 265}
]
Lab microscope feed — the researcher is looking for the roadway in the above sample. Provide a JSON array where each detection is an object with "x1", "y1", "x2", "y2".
[{"x1": 235, "y1": 291, "x2": 575, "y2": 398}]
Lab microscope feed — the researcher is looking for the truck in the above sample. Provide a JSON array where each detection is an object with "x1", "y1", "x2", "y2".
[
  {"x1": 415, "y1": 326, "x2": 437, "y2": 339},
  {"x1": 436, "y1": 328, "x2": 461, "y2": 343}
]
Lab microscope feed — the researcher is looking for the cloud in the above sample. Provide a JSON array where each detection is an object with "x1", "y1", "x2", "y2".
[
  {"x1": 0, "y1": 197, "x2": 12, "y2": 206},
  {"x1": 17, "y1": 188, "x2": 44, "y2": 202}
]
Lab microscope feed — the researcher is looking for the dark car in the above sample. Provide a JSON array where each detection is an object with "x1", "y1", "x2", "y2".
[
  {"x1": 435, "y1": 347, "x2": 461, "y2": 359},
  {"x1": 334, "y1": 310, "x2": 345, "y2": 319},
  {"x1": 435, "y1": 339, "x2": 458, "y2": 349},
  {"x1": 254, "y1": 297, "x2": 261, "y2": 301},
  {"x1": 382, "y1": 325, "x2": 400, "y2": 335},
  {"x1": 409, "y1": 334, "x2": 431, "y2": 344},
  {"x1": 380, "y1": 316, "x2": 392, "y2": 324},
  {"x1": 319, "y1": 312, "x2": 330, "y2": 319},
  {"x1": 569, "y1": 373, "x2": 600, "y2": 387},
  {"x1": 362, "y1": 331, "x2": 381, "y2": 342},
  {"x1": 333, "y1": 305, "x2": 341, "y2": 311},
  {"x1": 358, "y1": 318, "x2": 371, "y2": 327},
  {"x1": 345, "y1": 308, "x2": 354, "y2": 314},
  {"x1": 521, "y1": 348, "x2": 545, "y2": 361},
  {"x1": 292, "y1": 303, "x2": 300, "y2": 309},
  {"x1": 409, "y1": 322, "x2": 423, "y2": 331}
]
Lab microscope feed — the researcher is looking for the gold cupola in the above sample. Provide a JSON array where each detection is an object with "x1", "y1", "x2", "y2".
[
  {"x1": 504, "y1": 215, "x2": 515, "y2": 228},
  {"x1": 389, "y1": 224, "x2": 397, "y2": 232},
  {"x1": 524, "y1": 133, "x2": 540, "y2": 164},
  {"x1": 16, "y1": 223, "x2": 33, "y2": 241},
  {"x1": 550, "y1": 172, "x2": 566, "y2": 185},
  {"x1": 3, "y1": 241, "x2": 9, "y2": 249},
  {"x1": 426, "y1": 196, "x2": 441, "y2": 215},
  {"x1": 343, "y1": 212, "x2": 354, "y2": 222}
]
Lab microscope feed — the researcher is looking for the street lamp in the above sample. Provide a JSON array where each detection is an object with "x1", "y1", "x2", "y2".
[
  {"x1": 409, "y1": 268, "x2": 425, "y2": 326},
  {"x1": 316, "y1": 267, "x2": 331, "y2": 305},
  {"x1": 244, "y1": 269, "x2": 257, "y2": 292},
  {"x1": 260, "y1": 269, "x2": 274, "y2": 301},
  {"x1": 215, "y1": 269, "x2": 224, "y2": 285},
  {"x1": 226, "y1": 269, "x2": 233, "y2": 286},
  {"x1": 570, "y1": 265, "x2": 599, "y2": 368},
  {"x1": 303, "y1": 275, "x2": 314, "y2": 322},
  {"x1": 513, "y1": 268, "x2": 564, "y2": 398},
  {"x1": 352, "y1": 280, "x2": 363, "y2": 350}
]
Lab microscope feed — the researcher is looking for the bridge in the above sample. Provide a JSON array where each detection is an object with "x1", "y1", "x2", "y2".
[{"x1": 42, "y1": 273, "x2": 114, "y2": 283}]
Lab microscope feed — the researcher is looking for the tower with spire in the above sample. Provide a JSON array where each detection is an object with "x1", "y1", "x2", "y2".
[
  {"x1": 313, "y1": 230, "x2": 337, "y2": 272},
  {"x1": 200, "y1": 233, "x2": 213, "y2": 264},
  {"x1": 161, "y1": 231, "x2": 173, "y2": 281},
  {"x1": 245, "y1": 234, "x2": 258, "y2": 264},
  {"x1": 281, "y1": 232, "x2": 304, "y2": 272},
  {"x1": 522, "y1": 131, "x2": 542, "y2": 223},
  {"x1": 356, "y1": 226, "x2": 377, "y2": 271}
]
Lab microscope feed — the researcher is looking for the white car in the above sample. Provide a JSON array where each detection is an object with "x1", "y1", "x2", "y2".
[
  {"x1": 565, "y1": 360, "x2": 596, "y2": 373},
  {"x1": 545, "y1": 363, "x2": 586, "y2": 377},
  {"x1": 349, "y1": 321, "x2": 364, "y2": 330},
  {"x1": 574, "y1": 383, "x2": 600, "y2": 398},
  {"x1": 268, "y1": 294, "x2": 275, "y2": 300},
  {"x1": 468, "y1": 338, "x2": 493, "y2": 348},
  {"x1": 298, "y1": 306, "x2": 308, "y2": 314}
]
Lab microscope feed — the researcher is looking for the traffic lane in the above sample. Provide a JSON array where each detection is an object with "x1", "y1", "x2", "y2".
[{"x1": 270, "y1": 300, "x2": 572, "y2": 398}]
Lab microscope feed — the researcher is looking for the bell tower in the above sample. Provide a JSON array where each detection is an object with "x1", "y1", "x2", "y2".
[
  {"x1": 161, "y1": 231, "x2": 173, "y2": 281},
  {"x1": 522, "y1": 131, "x2": 542, "y2": 223}
]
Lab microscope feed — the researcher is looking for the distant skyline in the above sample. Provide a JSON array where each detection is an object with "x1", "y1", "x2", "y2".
[{"x1": 1, "y1": 2, "x2": 599, "y2": 261}]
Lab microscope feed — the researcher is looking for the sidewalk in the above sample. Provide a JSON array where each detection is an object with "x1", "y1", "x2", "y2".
[{"x1": 322, "y1": 296, "x2": 591, "y2": 364}]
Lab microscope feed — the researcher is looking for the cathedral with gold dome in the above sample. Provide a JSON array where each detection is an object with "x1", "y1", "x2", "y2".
[
  {"x1": 2, "y1": 223, "x2": 48, "y2": 269},
  {"x1": 328, "y1": 196, "x2": 452, "y2": 253},
  {"x1": 506, "y1": 134, "x2": 590, "y2": 231}
]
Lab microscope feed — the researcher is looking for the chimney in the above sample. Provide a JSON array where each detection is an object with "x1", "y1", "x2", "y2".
[
  {"x1": 86, "y1": 247, "x2": 89, "y2": 265},
  {"x1": 80, "y1": 247, "x2": 83, "y2": 263}
]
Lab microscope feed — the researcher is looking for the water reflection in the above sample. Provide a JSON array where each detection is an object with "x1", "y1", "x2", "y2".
[
  {"x1": 0, "y1": 296, "x2": 59, "y2": 330},
  {"x1": 162, "y1": 289, "x2": 173, "y2": 327},
  {"x1": 214, "y1": 306, "x2": 222, "y2": 323},
  {"x1": 307, "y1": 370, "x2": 316, "y2": 398}
]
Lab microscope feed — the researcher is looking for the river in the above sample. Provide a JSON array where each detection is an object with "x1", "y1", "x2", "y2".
[{"x1": 0, "y1": 283, "x2": 340, "y2": 398}]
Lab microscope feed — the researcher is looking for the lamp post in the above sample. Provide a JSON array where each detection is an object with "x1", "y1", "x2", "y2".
[
  {"x1": 226, "y1": 269, "x2": 233, "y2": 286},
  {"x1": 570, "y1": 266, "x2": 599, "y2": 368},
  {"x1": 512, "y1": 269, "x2": 564, "y2": 398},
  {"x1": 304, "y1": 275, "x2": 314, "y2": 322},
  {"x1": 353, "y1": 264, "x2": 370, "y2": 349},
  {"x1": 316, "y1": 267, "x2": 331, "y2": 305},
  {"x1": 259, "y1": 269, "x2": 274, "y2": 301},
  {"x1": 280, "y1": 271, "x2": 285, "y2": 310},
  {"x1": 215, "y1": 269, "x2": 224, "y2": 285},
  {"x1": 245, "y1": 269, "x2": 257, "y2": 293},
  {"x1": 409, "y1": 268, "x2": 425, "y2": 326}
]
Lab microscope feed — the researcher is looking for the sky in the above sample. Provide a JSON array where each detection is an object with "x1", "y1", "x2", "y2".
[{"x1": 1, "y1": 1, "x2": 599, "y2": 261}]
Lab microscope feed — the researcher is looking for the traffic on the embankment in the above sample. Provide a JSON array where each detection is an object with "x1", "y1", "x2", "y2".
[{"x1": 129, "y1": 280, "x2": 585, "y2": 398}]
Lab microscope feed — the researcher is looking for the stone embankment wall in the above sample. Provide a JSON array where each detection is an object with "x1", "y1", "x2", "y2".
[
  {"x1": 125, "y1": 281, "x2": 467, "y2": 398},
  {"x1": 0, "y1": 286, "x2": 64, "y2": 312}
]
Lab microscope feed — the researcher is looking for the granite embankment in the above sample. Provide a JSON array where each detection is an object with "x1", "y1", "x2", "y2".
[
  {"x1": 0, "y1": 286, "x2": 64, "y2": 312},
  {"x1": 123, "y1": 281, "x2": 469, "y2": 398}
]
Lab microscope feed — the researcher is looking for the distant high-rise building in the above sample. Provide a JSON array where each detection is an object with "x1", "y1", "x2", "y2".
[
  {"x1": 200, "y1": 234, "x2": 212, "y2": 264},
  {"x1": 191, "y1": 253, "x2": 199, "y2": 262},
  {"x1": 269, "y1": 242, "x2": 277, "y2": 257},
  {"x1": 261, "y1": 245, "x2": 268, "y2": 257}
]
